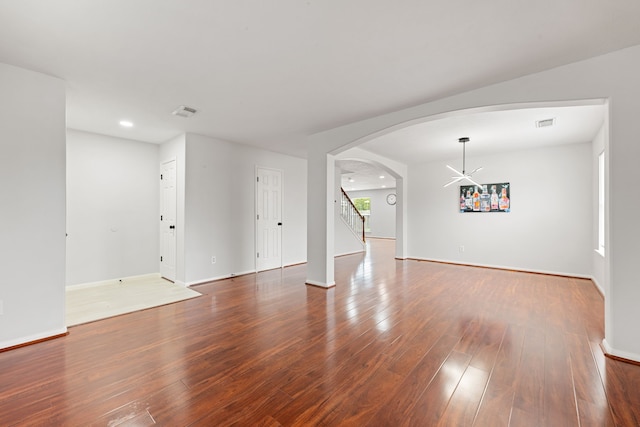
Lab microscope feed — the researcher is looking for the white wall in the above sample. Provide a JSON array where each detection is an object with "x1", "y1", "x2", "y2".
[
  {"x1": 0, "y1": 63, "x2": 66, "y2": 349},
  {"x1": 408, "y1": 143, "x2": 592, "y2": 276},
  {"x1": 231, "y1": 142, "x2": 308, "y2": 270},
  {"x1": 66, "y1": 130, "x2": 159, "y2": 286},
  {"x1": 335, "y1": 217, "x2": 365, "y2": 256},
  {"x1": 183, "y1": 134, "x2": 233, "y2": 284},
  {"x1": 347, "y1": 188, "x2": 397, "y2": 239},
  {"x1": 181, "y1": 133, "x2": 307, "y2": 285}
]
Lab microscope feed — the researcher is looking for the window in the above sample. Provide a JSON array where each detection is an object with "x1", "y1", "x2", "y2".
[
  {"x1": 598, "y1": 151, "x2": 605, "y2": 255},
  {"x1": 352, "y1": 197, "x2": 371, "y2": 232}
]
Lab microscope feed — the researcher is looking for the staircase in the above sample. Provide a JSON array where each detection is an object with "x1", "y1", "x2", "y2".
[{"x1": 340, "y1": 188, "x2": 365, "y2": 243}]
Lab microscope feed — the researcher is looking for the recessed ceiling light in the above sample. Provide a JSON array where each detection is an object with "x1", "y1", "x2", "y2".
[
  {"x1": 379, "y1": 175, "x2": 385, "y2": 179},
  {"x1": 119, "y1": 120, "x2": 133, "y2": 128},
  {"x1": 382, "y1": 185, "x2": 387, "y2": 188}
]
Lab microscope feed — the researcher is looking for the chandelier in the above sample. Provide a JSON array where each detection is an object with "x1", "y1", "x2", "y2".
[{"x1": 443, "y1": 137, "x2": 483, "y2": 187}]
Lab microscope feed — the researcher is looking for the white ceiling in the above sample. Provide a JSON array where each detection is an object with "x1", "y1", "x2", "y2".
[
  {"x1": 337, "y1": 159, "x2": 397, "y2": 192},
  {"x1": 359, "y1": 103, "x2": 606, "y2": 165},
  {"x1": 0, "y1": 1, "x2": 638, "y2": 162},
  {"x1": 340, "y1": 103, "x2": 606, "y2": 192}
]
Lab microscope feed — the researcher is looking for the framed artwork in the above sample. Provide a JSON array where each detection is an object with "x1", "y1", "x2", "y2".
[{"x1": 459, "y1": 183, "x2": 510, "y2": 213}]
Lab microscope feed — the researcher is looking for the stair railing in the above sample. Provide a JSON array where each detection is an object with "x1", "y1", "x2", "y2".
[{"x1": 340, "y1": 187, "x2": 365, "y2": 242}]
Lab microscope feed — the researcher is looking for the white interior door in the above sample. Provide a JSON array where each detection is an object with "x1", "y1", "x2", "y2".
[
  {"x1": 256, "y1": 167, "x2": 283, "y2": 272},
  {"x1": 160, "y1": 159, "x2": 177, "y2": 281}
]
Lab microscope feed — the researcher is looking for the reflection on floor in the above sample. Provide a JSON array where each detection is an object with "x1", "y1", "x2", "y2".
[{"x1": 66, "y1": 275, "x2": 201, "y2": 326}]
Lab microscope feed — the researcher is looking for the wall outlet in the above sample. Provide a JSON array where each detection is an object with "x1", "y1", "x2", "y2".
[
  {"x1": 459, "y1": 245, "x2": 465, "y2": 253},
  {"x1": 211, "y1": 256, "x2": 216, "y2": 264}
]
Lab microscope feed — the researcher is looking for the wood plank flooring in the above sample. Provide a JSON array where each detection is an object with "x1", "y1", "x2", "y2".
[{"x1": 1, "y1": 239, "x2": 639, "y2": 426}]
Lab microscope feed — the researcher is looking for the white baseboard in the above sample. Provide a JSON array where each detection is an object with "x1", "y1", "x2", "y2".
[
  {"x1": 232, "y1": 269, "x2": 257, "y2": 277},
  {"x1": 305, "y1": 279, "x2": 336, "y2": 288},
  {"x1": 186, "y1": 270, "x2": 257, "y2": 287},
  {"x1": 408, "y1": 257, "x2": 591, "y2": 279},
  {"x1": 66, "y1": 273, "x2": 161, "y2": 290},
  {"x1": 602, "y1": 339, "x2": 640, "y2": 364},
  {"x1": 589, "y1": 275, "x2": 605, "y2": 297},
  {"x1": 284, "y1": 260, "x2": 306, "y2": 268},
  {"x1": 1, "y1": 327, "x2": 67, "y2": 351},
  {"x1": 335, "y1": 249, "x2": 365, "y2": 257}
]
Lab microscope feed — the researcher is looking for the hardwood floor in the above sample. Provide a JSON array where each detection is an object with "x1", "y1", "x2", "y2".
[{"x1": 1, "y1": 239, "x2": 639, "y2": 426}]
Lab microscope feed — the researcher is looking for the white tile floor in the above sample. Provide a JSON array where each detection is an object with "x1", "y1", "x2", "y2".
[{"x1": 65, "y1": 275, "x2": 201, "y2": 326}]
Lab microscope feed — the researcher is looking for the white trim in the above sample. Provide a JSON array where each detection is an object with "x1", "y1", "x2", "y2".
[
  {"x1": 186, "y1": 277, "x2": 225, "y2": 286},
  {"x1": 305, "y1": 279, "x2": 336, "y2": 288},
  {"x1": 335, "y1": 249, "x2": 365, "y2": 257},
  {"x1": 408, "y1": 257, "x2": 592, "y2": 279},
  {"x1": 186, "y1": 270, "x2": 257, "y2": 287},
  {"x1": 1, "y1": 327, "x2": 67, "y2": 350},
  {"x1": 283, "y1": 260, "x2": 307, "y2": 268},
  {"x1": 66, "y1": 273, "x2": 161, "y2": 290},
  {"x1": 602, "y1": 339, "x2": 640, "y2": 364},
  {"x1": 232, "y1": 269, "x2": 258, "y2": 278},
  {"x1": 598, "y1": 150, "x2": 605, "y2": 254},
  {"x1": 589, "y1": 275, "x2": 605, "y2": 297},
  {"x1": 594, "y1": 248, "x2": 605, "y2": 258}
]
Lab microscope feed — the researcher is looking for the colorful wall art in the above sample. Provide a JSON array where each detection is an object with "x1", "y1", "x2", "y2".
[{"x1": 459, "y1": 183, "x2": 510, "y2": 213}]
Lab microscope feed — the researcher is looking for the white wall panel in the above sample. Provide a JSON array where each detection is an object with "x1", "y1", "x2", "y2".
[
  {"x1": 66, "y1": 130, "x2": 159, "y2": 286},
  {"x1": 408, "y1": 143, "x2": 592, "y2": 276},
  {"x1": 0, "y1": 63, "x2": 66, "y2": 348}
]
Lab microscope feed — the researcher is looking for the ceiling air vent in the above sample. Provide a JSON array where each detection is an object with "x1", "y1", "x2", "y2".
[
  {"x1": 172, "y1": 105, "x2": 198, "y2": 118},
  {"x1": 535, "y1": 118, "x2": 555, "y2": 128}
]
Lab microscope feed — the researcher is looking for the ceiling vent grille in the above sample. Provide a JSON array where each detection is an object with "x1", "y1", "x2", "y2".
[
  {"x1": 172, "y1": 105, "x2": 198, "y2": 118},
  {"x1": 536, "y1": 118, "x2": 555, "y2": 128}
]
